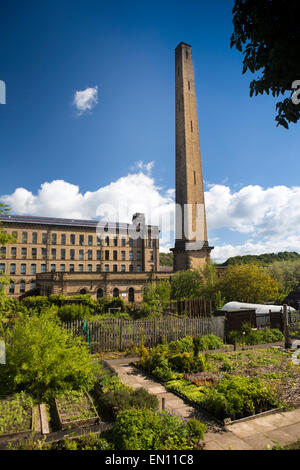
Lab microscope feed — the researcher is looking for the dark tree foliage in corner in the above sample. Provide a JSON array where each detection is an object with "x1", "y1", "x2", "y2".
[{"x1": 231, "y1": 0, "x2": 300, "y2": 128}]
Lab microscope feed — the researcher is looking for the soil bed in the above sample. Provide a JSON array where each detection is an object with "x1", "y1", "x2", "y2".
[
  {"x1": 204, "y1": 347, "x2": 300, "y2": 408},
  {"x1": 166, "y1": 347, "x2": 299, "y2": 422},
  {"x1": 0, "y1": 392, "x2": 34, "y2": 439},
  {"x1": 55, "y1": 390, "x2": 100, "y2": 430}
]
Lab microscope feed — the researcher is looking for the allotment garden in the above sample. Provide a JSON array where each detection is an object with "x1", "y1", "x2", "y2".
[{"x1": 0, "y1": 288, "x2": 299, "y2": 450}]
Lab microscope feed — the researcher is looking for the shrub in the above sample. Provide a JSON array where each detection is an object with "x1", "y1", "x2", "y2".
[
  {"x1": 169, "y1": 336, "x2": 194, "y2": 354},
  {"x1": 48, "y1": 294, "x2": 66, "y2": 307},
  {"x1": 56, "y1": 434, "x2": 113, "y2": 450},
  {"x1": 134, "y1": 303, "x2": 153, "y2": 319},
  {"x1": 112, "y1": 408, "x2": 206, "y2": 450},
  {"x1": 201, "y1": 376, "x2": 279, "y2": 419},
  {"x1": 221, "y1": 358, "x2": 235, "y2": 372},
  {"x1": 0, "y1": 297, "x2": 20, "y2": 317},
  {"x1": 196, "y1": 334, "x2": 224, "y2": 351},
  {"x1": 261, "y1": 328, "x2": 284, "y2": 343},
  {"x1": 100, "y1": 387, "x2": 159, "y2": 420},
  {"x1": 168, "y1": 352, "x2": 193, "y2": 373},
  {"x1": 20, "y1": 296, "x2": 50, "y2": 313},
  {"x1": 168, "y1": 352, "x2": 207, "y2": 374},
  {"x1": 105, "y1": 297, "x2": 125, "y2": 313},
  {"x1": 4, "y1": 311, "x2": 96, "y2": 400},
  {"x1": 227, "y1": 325, "x2": 284, "y2": 346},
  {"x1": 152, "y1": 364, "x2": 174, "y2": 382},
  {"x1": 193, "y1": 337, "x2": 202, "y2": 357},
  {"x1": 186, "y1": 417, "x2": 207, "y2": 441},
  {"x1": 57, "y1": 304, "x2": 91, "y2": 321}
]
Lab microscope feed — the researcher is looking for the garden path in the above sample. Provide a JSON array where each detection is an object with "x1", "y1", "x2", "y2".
[
  {"x1": 104, "y1": 356, "x2": 300, "y2": 450},
  {"x1": 103, "y1": 357, "x2": 221, "y2": 432}
]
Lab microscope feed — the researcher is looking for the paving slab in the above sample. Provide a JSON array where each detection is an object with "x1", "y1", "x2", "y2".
[
  {"x1": 266, "y1": 428, "x2": 297, "y2": 446},
  {"x1": 240, "y1": 415, "x2": 277, "y2": 433},
  {"x1": 147, "y1": 386, "x2": 167, "y2": 394},
  {"x1": 204, "y1": 431, "x2": 229, "y2": 442},
  {"x1": 227, "y1": 421, "x2": 262, "y2": 439},
  {"x1": 280, "y1": 422, "x2": 300, "y2": 441},
  {"x1": 204, "y1": 440, "x2": 225, "y2": 450},
  {"x1": 211, "y1": 433, "x2": 253, "y2": 450},
  {"x1": 243, "y1": 433, "x2": 275, "y2": 450}
]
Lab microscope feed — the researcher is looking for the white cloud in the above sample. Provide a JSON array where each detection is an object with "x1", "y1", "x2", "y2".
[
  {"x1": 73, "y1": 86, "x2": 98, "y2": 115},
  {"x1": 206, "y1": 183, "x2": 300, "y2": 262},
  {"x1": 131, "y1": 160, "x2": 155, "y2": 175},
  {"x1": 1, "y1": 170, "x2": 175, "y2": 242},
  {"x1": 1, "y1": 174, "x2": 300, "y2": 261},
  {"x1": 205, "y1": 184, "x2": 300, "y2": 236}
]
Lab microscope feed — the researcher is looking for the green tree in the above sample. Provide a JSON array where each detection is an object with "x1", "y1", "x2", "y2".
[
  {"x1": 143, "y1": 280, "x2": 171, "y2": 314},
  {"x1": 265, "y1": 260, "x2": 300, "y2": 292},
  {"x1": 217, "y1": 264, "x2": 279, "y2": 303},
  {"x1": 231, "y1": 0, "x2": 300, "y2": 128},
  {"x1": 199, "y1": 262, "x2": 226, "y2": 309},
  {"x1": 171, "y1": 269, "x2": 204, "y2": 300},
  {"x1": 3, "y1": 311, "x2": 96, "y2": 399}
]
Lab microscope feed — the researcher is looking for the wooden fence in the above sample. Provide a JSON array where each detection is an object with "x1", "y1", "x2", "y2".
[
  {"x1": 64, "y1": 316, "x2": 225, "y2": 353},
  {"x1": 170, "y1": 297, "x2": 214, "y2": 317}
]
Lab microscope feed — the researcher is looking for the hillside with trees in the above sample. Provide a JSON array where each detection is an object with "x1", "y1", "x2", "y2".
[
  {"x1": 221, "y1": 252, "x2": 300, "y2": 267},
  {"x1": 159, "y1": 252, "x2": 173, "y2": 267}
]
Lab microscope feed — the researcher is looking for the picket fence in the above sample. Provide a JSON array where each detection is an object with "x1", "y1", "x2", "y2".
[{"x1": 64, "y1": 316, "x2": 225, "y2": 353}]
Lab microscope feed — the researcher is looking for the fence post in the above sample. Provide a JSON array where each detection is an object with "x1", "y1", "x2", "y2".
[
  {"x1": 119, "y1": 319, "x2": 123, "y2": 351},
  {"x1": 283, "y1": 304, "x2": 292, "y2": 349}
]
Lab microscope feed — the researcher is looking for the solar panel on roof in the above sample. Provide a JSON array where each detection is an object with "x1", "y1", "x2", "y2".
[{"x1": 0, "y1": 214, "x2": 158, "y2": 230}]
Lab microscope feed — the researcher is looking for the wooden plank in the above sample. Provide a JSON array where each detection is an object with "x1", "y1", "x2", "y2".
[
  {"x1": 39, "y1": 404, "x2": 50, "y2": 435},
  {"x1": 34, "y1": 405, "x2": 41, "y2": 433}
]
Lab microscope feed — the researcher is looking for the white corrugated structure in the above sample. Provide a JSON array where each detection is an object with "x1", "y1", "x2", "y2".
[{"x1": 220, "y1": 301, "x2": 295, "y2": 315}]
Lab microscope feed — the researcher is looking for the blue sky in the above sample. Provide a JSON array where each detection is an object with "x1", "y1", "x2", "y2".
[{"x1": 1, "y1": 0, "x2": 299, "y2": 262}]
